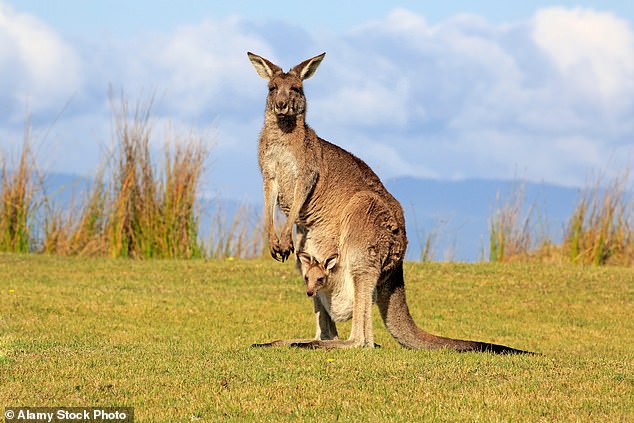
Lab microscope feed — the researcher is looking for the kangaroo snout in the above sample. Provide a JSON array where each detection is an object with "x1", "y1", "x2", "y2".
[
  {"x1": 275, "y1": 100, "x2": 289, "y2": 115},
  {"x1": 306, "y1": 289, "x2": 315, "y2": 297}
]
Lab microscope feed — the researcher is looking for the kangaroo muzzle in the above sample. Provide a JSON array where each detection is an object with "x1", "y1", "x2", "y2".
[{"x1": 275, "y1": 100, "x2": 289, "y2": 115}]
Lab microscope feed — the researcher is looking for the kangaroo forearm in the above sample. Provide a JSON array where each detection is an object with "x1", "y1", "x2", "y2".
[
  {"x1": 281, "y1": 172, "x2": 316, "y2": 236},
  {"x1": 262, "y1": 178, "x2": 278, "y2": 236},
  {"x1": 281, "y1": 206, "x2": 300, "y2": 236}
]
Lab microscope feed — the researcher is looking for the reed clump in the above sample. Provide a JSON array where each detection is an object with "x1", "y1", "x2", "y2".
[
  {"x1": 0, "y1": 125, "x2": 36, "y2": 253},
  {"x1": 42, "y1": 95, "x2": 209, "y2": 259},
  {"x1": 206, "y1": 204, "x2": 266, "y2": 259},
  {"x1": 489, "y1": 172, "x2": 633, "y2": 266},
  {"x1": 562, "y1": 172, "x2": 633, "y2": 266},
  {"x1": 489, "y1": 183, "x2": 533, "y2": 262}
]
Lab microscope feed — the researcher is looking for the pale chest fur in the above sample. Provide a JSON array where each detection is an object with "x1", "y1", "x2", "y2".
[
  {"x1": 316, "y1": 269, "x2": 355, "y2": 322},
  {"x1": 259, "y1": 140, "x2": 299, "y2": 213}
]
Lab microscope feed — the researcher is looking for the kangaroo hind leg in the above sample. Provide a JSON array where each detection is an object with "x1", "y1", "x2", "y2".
[{"x1": 314, "y1": 295, "x2": 338, "y2": 340}]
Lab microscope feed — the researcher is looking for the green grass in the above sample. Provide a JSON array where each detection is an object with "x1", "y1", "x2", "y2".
[{"x1": 1, "y1": 254, "x2": 632, "y2": 421}]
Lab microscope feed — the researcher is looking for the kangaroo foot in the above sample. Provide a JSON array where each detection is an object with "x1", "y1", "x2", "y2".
[
  {"x1": 251, "y1": 339, "x2": 314, "y2": 348},
  {"x1": 251, "y1": 339, "x2": 381, "y2": 349},
  {"x1": 290, "y1": 340, "x2": 381, "y2": 349}
]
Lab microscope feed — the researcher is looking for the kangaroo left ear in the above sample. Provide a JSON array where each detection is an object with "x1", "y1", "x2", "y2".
[
  {"x1": 247, "y1": 52, "x2": 282, "y2": 80},
  {"x1": 324, "y1": 254, "x2": 338, "y2": 271},
  {"x1": 298, "y1": 252, "x2": 313, "y2": 268},
  {"x1": 290, "y1": 52, "x2": 326, "y2": 80}
]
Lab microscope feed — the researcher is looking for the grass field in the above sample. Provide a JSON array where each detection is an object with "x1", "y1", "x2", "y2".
[{"x1": 0, "y1": 254, "x2": 632, "y2": 421}]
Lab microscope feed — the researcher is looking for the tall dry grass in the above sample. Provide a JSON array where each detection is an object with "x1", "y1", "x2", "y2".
[
  {"x1": 42, "y1": 95, "x2": 209, "y2": 259},
  {"x1": 410, "y1": 207, "x2": 439, "y2": 262},
  {"x1": 488, "y1": 172, "x2": 633, "y2": 266},
  {"x1": 3, "y1": 95, "x2": 266, "y2": 260},
  {"x1": 0, "y1": 126, "x2": 36, "y2": 253},
  {"x1": 489, "y1": 183, "x2": 534, "y2": 262},
  {"x1": 106, "y1": 97, "x2": 206, "y2": 258},
  {"x1": 563, "y1": 172, "x2": 633, "y2": 266},
  {"x1": 206, "y1": 204, "x2": 265, "y2": 259},
  {"x1": 42, "y1": 170, "x2": 108, "y2": 256},
  {"x1": 418, "y1": 228, "x2": 437, "y2": 263},
  {"x1": 159, "y1": 137, "x2": 208, "y2": 258}
]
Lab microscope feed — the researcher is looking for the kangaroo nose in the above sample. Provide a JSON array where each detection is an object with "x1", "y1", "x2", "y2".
[
  {"x1": 306, "y1": 289, "x2": 314, "y2": 297},
  {"x1": 275, "y1": 101, "x2": 288, "y2": 113}
]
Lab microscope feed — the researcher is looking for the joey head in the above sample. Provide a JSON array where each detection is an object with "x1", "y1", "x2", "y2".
[{"x1": 297, "y1": 251, "x2": 338, "y2": 297}]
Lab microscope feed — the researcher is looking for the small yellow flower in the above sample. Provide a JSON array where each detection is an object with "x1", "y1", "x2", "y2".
[
  {"x1": 227, "y1": 257, "x2": 235, "y2": 261},
  {"x1": 9, "y1": 290, "x2": 15, "y2": 293},
  {"x1": 327, "y1": 358, "x2": 334, "y2": 363}
]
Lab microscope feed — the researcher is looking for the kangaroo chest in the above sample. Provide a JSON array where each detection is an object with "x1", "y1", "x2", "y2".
[
  {"x1": 316, "y1": 271, "x2": 355, "y2": 323},
  {"x1": 260, "y1": 141, "x2": 299, "y2": 214}
]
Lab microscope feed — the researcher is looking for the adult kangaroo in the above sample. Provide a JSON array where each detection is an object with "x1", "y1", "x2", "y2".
[{"x1": 248, "y1": 51, "x2": 531, "y2": 354}]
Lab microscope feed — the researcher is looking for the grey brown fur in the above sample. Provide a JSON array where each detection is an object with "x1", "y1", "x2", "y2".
[{"x1": 248, "y1": 51, "x2": 531, "y2": 354}]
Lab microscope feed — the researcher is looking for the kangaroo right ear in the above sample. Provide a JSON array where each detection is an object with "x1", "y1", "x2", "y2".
[
  {"x1": 290, "y1": 52, "x2": 326, "y2": 80},
  {"x1": 247, "y1": 52, "x2": 282, "y2": 80},
  {"x1": 324, "y1": 254, "x2": 338, "y2": 271}
]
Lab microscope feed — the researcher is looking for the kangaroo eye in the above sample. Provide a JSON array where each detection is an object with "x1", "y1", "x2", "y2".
[
  {"x1": 291, "y1": 86, "x2": 302, "y2": 94},
  {"x1": 269, "y1": 85, "x2": 277, "y2": 92}
]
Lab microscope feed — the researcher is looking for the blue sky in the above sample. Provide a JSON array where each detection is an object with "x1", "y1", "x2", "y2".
[
  {"x1": 2, "y1": 1, "x2": 634, "y2": 202},
  {"x1": 13, "y1": 1, "x2": 634, "y2": 34}
]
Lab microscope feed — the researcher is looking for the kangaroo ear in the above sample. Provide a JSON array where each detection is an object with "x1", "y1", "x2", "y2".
[
  {"x1": 290, "y1": 52, "x2": 326, "y2": 80},
  {"x1": 247, "y1": 52, "x2": 282, "y2": 80},
  {"x1": 324, "y1": 254, "x2": 338, "y2": 271},
  {"x1": 298, "y1": 252, "x2": 313, "y2": 269}
]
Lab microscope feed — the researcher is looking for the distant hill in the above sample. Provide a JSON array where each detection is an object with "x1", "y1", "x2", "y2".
[
  {"x1": 385, "y1": 177, "x2": 581, "y2": 261},
  {"x1": 40, "y1": 172, "x2": 92, "y2": 206}
]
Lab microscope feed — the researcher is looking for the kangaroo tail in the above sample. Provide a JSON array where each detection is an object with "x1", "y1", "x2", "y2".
[{"x1": 376, "y1": 263, "x2": 534, "y2": 355}]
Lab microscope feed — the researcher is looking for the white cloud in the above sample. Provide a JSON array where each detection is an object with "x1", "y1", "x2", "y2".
[
  {"x1": 314, "y1": 80, "x2": 410, "y2": 128},
  {"x1": 533, "y1": 7, "x2": 634, "y2": 110},
  {"x1": 311, "y1": 7, "x2": 634, "y2": 187},
  {"x1": 355, "y1": 8, "x2": 431, "y2": 40},
  {"x1": 0, "y1": 2, "x2": 82, "y2": 121},
  {"x1": 150, "y1": 17, "x2": 272, "y2": 117},
  {"x1": 363, "y1": 141, "x2": 438, "y2": 179}
]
